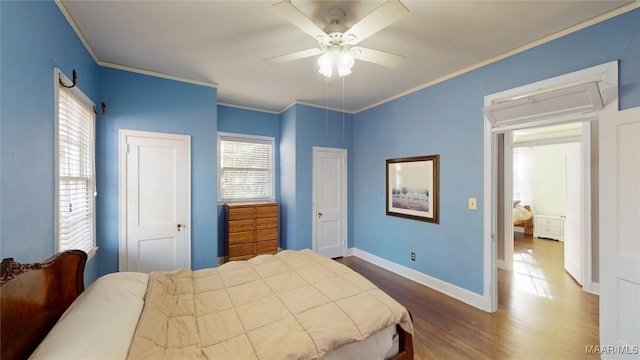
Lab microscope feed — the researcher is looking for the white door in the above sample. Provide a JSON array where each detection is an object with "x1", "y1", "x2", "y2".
[
  {"x1": 313, "y1": 147, "x2": 347, "y2": 258},
  {"x1": 119, "y1": 130, "x2": 191, "y2": 273},
  {"x1": 599, "y1": 107, "x2": 640, "y2": 358},
  {"x1": 564, "y1": 142, "x2": 582, "y2": 285}
]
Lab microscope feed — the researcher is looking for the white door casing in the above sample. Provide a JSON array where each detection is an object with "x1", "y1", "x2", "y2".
[
  {"x1": 119, "y1": 130, "x2": 191, "y2": 273},
  {"x1": 501, "y1": 132, "x2": 514, "y2": 271},
  {"x1": 599, "y1": 107, "x2": 640, "y2": 358},
  {"x1": 564, "y1": 142, "x2": 583, "y2": 285},
  {"x1": 312, "y1": 147, "x2": 347, "y2": 258},
  {"x1": 484, "y1": 61, "x2": 618, "y2": 312}
]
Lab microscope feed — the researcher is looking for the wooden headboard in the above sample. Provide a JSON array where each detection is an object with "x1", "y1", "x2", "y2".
[{"x1": 1, "y1": 250, "x2": 87, "y2": 360}]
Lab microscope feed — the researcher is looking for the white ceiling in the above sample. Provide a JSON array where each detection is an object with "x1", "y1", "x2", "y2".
[{"x1": 58, "y1": 1, "x2": 635, "y2": 113}]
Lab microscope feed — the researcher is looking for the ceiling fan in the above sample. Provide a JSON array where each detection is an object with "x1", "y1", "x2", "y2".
[{"x1": 264, "y1": 0, "x2": 409, "y2": 78}]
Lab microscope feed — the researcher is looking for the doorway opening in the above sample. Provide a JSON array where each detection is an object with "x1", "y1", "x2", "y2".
[
  {"x1": 502, "y1": 122, "x2": 587, "y2": 282},
  {"x1": 500, "y1": 122, "x2": 588, "y2": 302},
  {"x1": 483, "y1": 61, "x2": 618, "y2": 313}
]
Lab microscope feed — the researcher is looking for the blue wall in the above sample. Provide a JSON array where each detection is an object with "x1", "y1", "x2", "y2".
[
  {"x1": 352, "y1": 9, "x2": 640, "y2": 295},
  {"x1": 1, "y1": 0, "x2": 638, "y2": 296},
  {"x1": 0, "y1": 0, "x2": 101, "y2": 283},
  {"x1": 217, "y1": 105, "x2": 280, "y2": 203},
  {"x1": 279, "y1": 106, "x2": 297, "y2": 250},
  {"x1": 217, "y1": 105, "x2": 280, "y2": 254},
  {"x1": 95, "y1": 68, "x2": 218, "y2": 279},
  {"x1": 279, "y1": 104, "x2": 354, "y2": 250}
]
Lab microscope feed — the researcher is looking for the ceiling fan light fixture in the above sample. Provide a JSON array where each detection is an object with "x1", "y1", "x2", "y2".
[
  {"x1": 317, "y1": 52, "x2": 333, "y2": 77},
  {"x1": 317, "y1": 46, "x2": 354, "y2": 78},
  {"x1": 337, "y1": 50, "x2": 355, "y2": 77},
  {"x1": 268, "y1": 1, "x2": 409, "y2": 77}
]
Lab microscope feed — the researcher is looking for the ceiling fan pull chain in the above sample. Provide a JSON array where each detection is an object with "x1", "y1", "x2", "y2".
[
  {"x1": 342, "y1": 76, "x2": 345, "y2": 141},
  {"x1": 325, "y1": 76, "x2": 329, "y2": 136}
]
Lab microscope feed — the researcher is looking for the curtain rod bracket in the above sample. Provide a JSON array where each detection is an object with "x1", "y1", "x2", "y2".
[
  {"x1": 59, "y1": 69, "x2": 77, "y2": 88},
  {"x1": 94, "y1": 102, "x2": 106, "y2": 116}
]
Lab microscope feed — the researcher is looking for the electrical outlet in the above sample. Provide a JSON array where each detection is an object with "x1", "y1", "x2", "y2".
[{"x1": 411, "y1": 252, "x2": 416, "y2": 261}]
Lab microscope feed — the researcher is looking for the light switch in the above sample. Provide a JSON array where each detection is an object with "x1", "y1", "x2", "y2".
[{"x1": 468, "y1": 197, "x2": 477, "y2": 210}]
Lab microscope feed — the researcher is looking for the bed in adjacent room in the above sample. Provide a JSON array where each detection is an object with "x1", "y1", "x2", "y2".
[
  {"x1": 1, "y1": 249, "x2": 413, "y2": 360},
  {"x1": 513, "y1": 201, "x2": 533, "y2": 235}
]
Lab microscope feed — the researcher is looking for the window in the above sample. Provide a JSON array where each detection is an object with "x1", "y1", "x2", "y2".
[
  {"x1": 218, "y1": 132, "x2": 274, "y2": 202},
  {"x1": 55, "y1": 69, "x2": 97, "y2": 256}
]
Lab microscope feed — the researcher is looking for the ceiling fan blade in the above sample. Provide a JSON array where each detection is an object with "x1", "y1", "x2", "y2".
[
  {"x1": 342, "y1": 0, "x2": 409, "y2": 45},
  {"x1": 264, "y1": 48, "x2": 324, "y2": 65},
  {"x1": 351, "y1": 47, "x2": 405, "y2": 68},
  {"x1": 272, "y1": 1, "x2": 329, "y2": 43}
]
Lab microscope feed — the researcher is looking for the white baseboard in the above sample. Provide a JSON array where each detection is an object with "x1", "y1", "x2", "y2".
[
  {"x1": 349, "y1": 247, "x2": 492, "y2": 312},
  {"x1": 584, "y1": 281, "x2": 600, "y2": 295},
  {"x1": 497, "y1": 259, "x2": 508, "y2": 270}
]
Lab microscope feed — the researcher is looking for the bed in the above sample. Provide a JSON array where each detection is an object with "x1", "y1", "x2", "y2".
[
  {"x1": 513, "y1": 202, "x2": 533, "y2": 235},
  {"x1": 1, "y1": 249, "x2": 414, "y2": 360}
]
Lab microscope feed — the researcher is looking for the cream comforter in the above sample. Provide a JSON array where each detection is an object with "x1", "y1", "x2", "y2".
[
  {"x1": 513, "y1": 204, "x2": 533, "y2": 223},
  {"x1": 127, "y1": 250, "x2": 413, "y2": 359}
]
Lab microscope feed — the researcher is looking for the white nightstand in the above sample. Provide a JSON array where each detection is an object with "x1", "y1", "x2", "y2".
[{"x1": 534, "y1": 215, "x2": 564, "y2": 241}]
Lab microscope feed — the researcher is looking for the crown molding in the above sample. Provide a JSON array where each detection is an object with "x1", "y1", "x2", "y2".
[
  {"x1": 355, "y1": 2, "x2": 640, "y2": 114},
  {"x1": 99, "y1": 61, "x2": 218, "y2": 89},
  {"x1": 55, "y1": 0, "x2": 99, "y2": 63},
  {"x1": 284, "y1": 100, "x2": 355, "y2": 115},
  {"x1": 217, "y1": 102, "x2": 279, "y2": 114},
  {"x1": 56, "y1": 0, "x2": 217, "y2": 89},
  {"x1": 56, "y1": 0, "x2": 639, "y2": 115}
]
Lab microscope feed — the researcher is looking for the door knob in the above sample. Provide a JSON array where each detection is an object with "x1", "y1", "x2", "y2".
[
  {"x1": 177, "y1": 224, "x2": 182, "y2": 232},
  {"x1": 318, "y1": 212, "x2": 323, "y2": 218}
]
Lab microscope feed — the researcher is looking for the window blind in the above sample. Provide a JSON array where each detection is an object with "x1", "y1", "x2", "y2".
[
  {"x1": 219, "y1": 135, "x2": 273, "y2": 201},
  {"x1": 57, "y1": 85, "x2": 96, "y2": 255}
]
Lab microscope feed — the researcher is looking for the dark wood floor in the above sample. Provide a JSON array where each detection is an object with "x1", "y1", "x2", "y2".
[{"x1": 335, "y1": 234, "x2": 599, "y2": 360}]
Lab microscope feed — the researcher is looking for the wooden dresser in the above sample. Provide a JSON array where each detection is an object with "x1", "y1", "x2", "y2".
[{"x1": 225, "y1": 202, "x2": 278, "y2": 261}]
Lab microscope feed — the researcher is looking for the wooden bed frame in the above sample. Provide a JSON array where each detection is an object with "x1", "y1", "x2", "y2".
[
  {"x1": 514, "y1": 204, "x2": 533, "y2": 235},
  {"x1": 1, "y1": 250, "x2": 87, "y2": 360},
  {"x1": 395, "y1": 314, "x2": 414, "y2": 360},
  {"x1": 0, "y1": 250, "x2": 413, "y2": 360}
]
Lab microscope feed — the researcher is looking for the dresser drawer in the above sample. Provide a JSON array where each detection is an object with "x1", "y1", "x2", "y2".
[
  {"x1": 256, "y1": 217, "x2": 277, "y2": 230},
  {"x1": 256, "y1": 228, "x2": 278, "y2": 241},
  {"x1": 229, "y1": 243, "x2": 254, "y2": 257},
  {"x1": 228, "y1": 231, "x2": 254, "y2": 245},
  {"x1": 535, "y1": 216, "x2": 562, "y2": 228},
  {"x1": 228, "y1": 207, "x2": 255, "y2": 221},
  {"x1": 228, "y1": 219, "x2": 255, "y2": 232},
  {"x1": 534, "y1": 215, "x2": 564, "y2": 241},
  {"x1": 256, "y1": 240, "x2": 278, "y2": 254},
  {"x1": 536, "y1": 226, "x2": 562, "y2": 237},
  {"x1": 256, "y1": 205, "x2": 278, "y2": 218},
  {"x1": 228, "y1": 254, "x2": 254, "y2": 261}
]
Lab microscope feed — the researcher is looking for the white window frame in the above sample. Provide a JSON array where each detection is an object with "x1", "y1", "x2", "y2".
[
  {"x1": 217, "y1": 132, "x2": 275, "y2": 203},
  {"x1": 54, "y1": 68, "x2": 97, "y2": 258}
]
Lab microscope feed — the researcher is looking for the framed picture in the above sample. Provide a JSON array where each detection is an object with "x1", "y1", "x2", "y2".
[{"x1": 386, "y1": 155, "x2": 439, "y2": 223}]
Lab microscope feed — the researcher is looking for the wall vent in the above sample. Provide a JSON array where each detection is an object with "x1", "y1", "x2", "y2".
[{"x1": 483, "y1": 81, "x2": 604, "y2": 128}]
